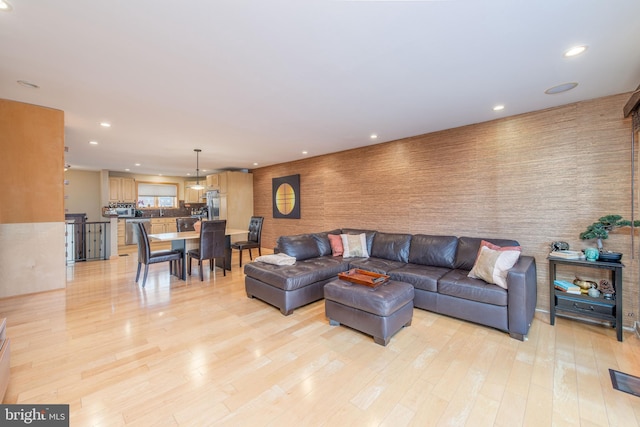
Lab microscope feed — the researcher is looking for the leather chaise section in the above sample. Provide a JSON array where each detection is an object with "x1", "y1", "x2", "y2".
[{"x1": 243, "y1": 256, "x2": 349, "y2": 291}]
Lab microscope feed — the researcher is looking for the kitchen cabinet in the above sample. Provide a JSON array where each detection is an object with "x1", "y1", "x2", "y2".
[
  {"x1": 218, "y1": 172, "x2": 228, "y2": 194},
  {"x1": 184, "y1": 185, "x2": 204, "y2": 203},
  {"x1": 206, "y1": 174, "x2": 219, "y2": 189},
  {"x1": 150, "y1": 218, "x2": 178, "y2": 234},
  {"x1": 109, "y1": 177, "x2": 136, "y2": 203},
  {"x1": 216, "y1": 171, "x2": 253, "y2": 233},
  {"x1": 117, "y1": 219, "x2": 125, "y2": 246},
  {"x1": 204, "y1": 172, "x2": 228, "y2": 193}
]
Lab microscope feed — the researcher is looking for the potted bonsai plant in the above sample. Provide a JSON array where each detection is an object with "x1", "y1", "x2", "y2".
[{"x1": 580, "y1": 214, "x2": 640, "y2": 261}]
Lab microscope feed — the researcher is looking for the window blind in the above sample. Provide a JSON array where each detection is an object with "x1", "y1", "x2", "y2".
[{"x1": 137, "y1": 183, "x2": 177, "y2": 197}]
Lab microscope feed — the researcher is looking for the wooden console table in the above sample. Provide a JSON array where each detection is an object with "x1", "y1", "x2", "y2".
[{"x1": 548, "y1": 257, "x2": 623, "y2": 341}]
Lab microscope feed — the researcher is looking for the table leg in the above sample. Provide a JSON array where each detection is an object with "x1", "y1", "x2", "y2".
[
  {"x1": 549, "y1": 260, "x2": 556, "y2": 325},
  {"x1": 614, "y1": 267, "x2": 623, "y2": 342},
  {"x1": 171, "y1": 239, "x2": 187, "y2": 280}
]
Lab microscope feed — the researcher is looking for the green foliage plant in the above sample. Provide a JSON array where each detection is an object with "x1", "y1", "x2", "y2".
[{"x1": 579, "y1": 214, "x2": 640, "y2": 251}]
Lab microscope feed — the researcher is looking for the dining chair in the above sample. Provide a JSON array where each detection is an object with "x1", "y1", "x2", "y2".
[
  {"x1": 134, "y1": 222, "x2": 183, "y2": 287},
  {"x1": 187, "y1": 220, "x2": 227, "y2": 281},
  {"x1": 230, "y1": 216, "x2": 264, "y2": 267},
  {"x1": 176, "y1": 217, "x2": 198, "y2": 232}
]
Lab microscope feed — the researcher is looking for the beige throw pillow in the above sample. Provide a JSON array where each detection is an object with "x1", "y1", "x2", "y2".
[
  {"x1": 340, "y1": 233, "x2": 369, "y2": 258},
  {"x1": 468, "y1": 246, "x2": 520, "y2": 289}
]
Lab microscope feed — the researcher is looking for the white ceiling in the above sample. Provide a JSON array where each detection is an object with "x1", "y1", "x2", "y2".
[{"x1": 2, "y1": 1, "x2": 640, "y2": 177}]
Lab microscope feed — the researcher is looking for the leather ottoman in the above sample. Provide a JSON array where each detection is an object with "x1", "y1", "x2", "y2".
[{"x1": 324, "y1": 278, "x2": 414, "y2": 346}]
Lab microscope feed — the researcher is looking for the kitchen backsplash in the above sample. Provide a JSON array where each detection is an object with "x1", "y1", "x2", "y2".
[{"x1": 103, "y1": 202, "x2": 205, "y2": 218}]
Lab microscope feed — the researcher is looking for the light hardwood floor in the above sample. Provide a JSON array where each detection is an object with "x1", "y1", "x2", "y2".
[{"x1": 1, "y1": 245, "x2": 639, "y2": 426}]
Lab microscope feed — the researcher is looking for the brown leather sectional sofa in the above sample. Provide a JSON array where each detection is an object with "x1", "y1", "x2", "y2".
[{"x1": 243, "y1": 228, "x2": 537, "y2": 340}]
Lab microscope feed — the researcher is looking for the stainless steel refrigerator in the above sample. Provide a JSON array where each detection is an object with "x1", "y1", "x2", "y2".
[{"x1": 206, "y1": 190, "x2": 226, "y2": 220}]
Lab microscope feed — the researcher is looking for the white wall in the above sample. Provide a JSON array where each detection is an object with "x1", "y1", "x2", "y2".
[{"x1": 64, "y1": 169, "x2": 102, "y2": 221}]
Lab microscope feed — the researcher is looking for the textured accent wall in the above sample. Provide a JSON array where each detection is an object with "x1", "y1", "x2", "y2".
[
  {"x1": 252, "y1": 93, "x2": 639, "y2": 328},
  {"x1": 0, "y1": 99, "x2": 66, "y2": 298},
  {"x1": 0, "y1": 99, "x2": 64, "y2": 224}
]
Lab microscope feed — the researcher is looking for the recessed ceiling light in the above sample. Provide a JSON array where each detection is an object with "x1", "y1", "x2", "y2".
[
  {"x1": 493, "y1": 105, "x2": 505, "y2": 111},
  {"x1": 186, "y1": 173, "x2": 192, "y2": 176},
  {"x1": 370, "y1": 134, "x2": 378, "y2": 140},
  {"x1": 545, "y1": 82, "x2": 578, "y2": 95},
  {"x1": 0, "y1": 1, "x2": 13, "y2": 12},
  {"x1": 100, "y1": 122, "x2": 111, "y2": 128},
  {"x1": 302, "y1": 151, "x2": 308, "y2": 155},
  {"x1": 134, "y1": 163, "x2": 141, "y2": 166},
  {"x1": 89, "y1": 141, "x2": 98, "y2": 145},
  {"x1": 253, "y1": 162, "x2": 259, "y2": 166},
  {"x1": 564, "y1": 45, "x2": 588, "y2": 57},
  {"x1": 17, "y1": 80, "x2": 39, "y2": 89}
]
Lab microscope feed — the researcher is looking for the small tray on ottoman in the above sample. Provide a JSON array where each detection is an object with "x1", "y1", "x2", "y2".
[{"x1": 338, "y1": 269, "x2": 389, "y2": 288}]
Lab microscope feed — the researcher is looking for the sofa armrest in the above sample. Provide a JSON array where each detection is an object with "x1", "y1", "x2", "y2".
[{"x1": 506, "y1": 255, "x2": 537, "y2": 340}]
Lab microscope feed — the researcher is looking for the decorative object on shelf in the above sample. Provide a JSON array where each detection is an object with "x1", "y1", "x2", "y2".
[
  {"x1": 573, "y1": 277, "x2": 597, "y2": 290},
  {"x1": 597, "y1": 251, "x2": 623, "y2": 262},
  {"x1": 550, "y1": 241, "x2": 570, "y2": 251},
  {"x1": 549, "y1": 250, "x2": 583, "y2": 260},
  {"x1": 588, "y1": 287, "x2": 601, "y2": 298},
  {"x1": 584, "y1": 247, "x2": 599, "y2": 261},
  {"x1": 580, "y1": 214, "x2": 639, "y2": 250},
  {"x1": 599, "y1": 279, "x2": 615, "y2": 299},
  {"x1": 189, "y1": 149, "x2": 205, "y2": 190}
]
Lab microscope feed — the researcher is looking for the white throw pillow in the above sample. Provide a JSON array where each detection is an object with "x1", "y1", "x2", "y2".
[{"x1": 340, "y1": 233, "x2": 369, "y2": 258}]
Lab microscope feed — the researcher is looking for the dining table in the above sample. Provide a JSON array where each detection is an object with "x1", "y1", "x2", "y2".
[{"x1": 148, "y1": 228, "x2": 248, "y2": 280}]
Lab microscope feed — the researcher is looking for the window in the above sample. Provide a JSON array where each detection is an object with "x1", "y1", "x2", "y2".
[{"x1": 137, "y1": 183, "x2": 178, "y2": 208}]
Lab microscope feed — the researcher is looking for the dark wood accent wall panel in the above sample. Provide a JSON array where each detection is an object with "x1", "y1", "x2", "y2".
[
  {"x1": 0, "y1": 99, "x2": 65, "y2": 224},
  {"x1": 252, "y1": 93, "x2": 639, "y2": 326}
]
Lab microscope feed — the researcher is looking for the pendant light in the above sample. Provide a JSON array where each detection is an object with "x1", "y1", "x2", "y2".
[{"x1": 190, "y1": 149, "x2": 205, "y2": 190}]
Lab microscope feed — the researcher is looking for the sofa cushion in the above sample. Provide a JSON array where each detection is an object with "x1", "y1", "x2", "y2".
[
  {"x1": 348, "y1": 257, "x2": 406, "y2": 275},
  {"x1": 370, "y1": 232, "x2": 412, "y2": 263},
  {"x1": 438, "y1": 269, "x2": 508, "y2": 306},
  {"x1": 244, "y1": 256, "x2": 350, "y2": 291},
  {"x1": 454, "y1": 236, "x2": 520, "y2": 271},
  {"x1": 341, "y1": 233, "x2": 370, "y2": 258},
  {"x1": 277, "y1": 234, "x2": 322, "y2": 261},
  {"x1": 389, "y1": 263, "x2": 450, "y2": 292},
  {"x1": 311, "y1": 231, "x2": 335, "y2": 257},
  {"x1": 341, "y1": 228, "x2": 377, "y2": 254},
  {"x1": 408, "y1": 235, "x2": 457, "y2": 269}
]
